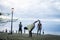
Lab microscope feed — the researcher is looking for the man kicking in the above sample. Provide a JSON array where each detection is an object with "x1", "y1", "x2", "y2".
[{"x1": 24, "y1": 20, "x2": 39, "y2": 37}]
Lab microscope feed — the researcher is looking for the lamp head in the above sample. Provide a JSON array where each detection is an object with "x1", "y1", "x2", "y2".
[{"x1": 11, "y1": 8, "x2": 14, "y2": 11}]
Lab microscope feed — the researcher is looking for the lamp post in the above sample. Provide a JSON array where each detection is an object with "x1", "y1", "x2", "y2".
[{"x1": 11, "y1": 8, "x2": 14, "y2": 34}]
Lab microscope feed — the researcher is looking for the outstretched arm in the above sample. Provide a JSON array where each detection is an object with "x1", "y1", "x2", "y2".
[{"x1": 33, "y1": 20, "x2": 40, "y2": 24}]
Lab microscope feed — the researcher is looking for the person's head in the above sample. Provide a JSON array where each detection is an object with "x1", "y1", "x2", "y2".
[{"x1": 20, "y1": 22, "x2": 22, "y2": 24}]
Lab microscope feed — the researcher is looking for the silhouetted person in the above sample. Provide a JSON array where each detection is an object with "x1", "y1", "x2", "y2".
[
  {"x1": 16, "y1": 30, "x2": 17, "y2": 33},
  {"x1": 24, "y1": 27, "x2": 28, "y2": 33},
  {"x1": 0, "y1": 13, "x2": 2, "y2": 15},
  {"x1": 19, "y1": 22, "x2": 22, "y2": 34},
  {"x1": 37, "y1": 20, "x2": 42, "y2": 35},
  {"x1": 24, "y1": 20, "x2": 39, "y2": 37},
  {"x1": 43, "y1": 29, "x2": 44, "y2": 35},
  {"x1": 5, "y1": 29, "x2": 7, "y2": 33}
]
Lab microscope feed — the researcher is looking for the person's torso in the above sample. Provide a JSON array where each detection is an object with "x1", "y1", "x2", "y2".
[
  {"x1": 19, "y1": 24, "x2": 22, "y2": 28},
  {"x1": 27, "y1": 24, "x2": 34, "y2": 31},
  {"x1": 38, "y1": 23, "x2": 42, "y2": 28}
]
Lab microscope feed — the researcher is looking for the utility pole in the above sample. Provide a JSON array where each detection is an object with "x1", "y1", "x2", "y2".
[{"x1": 11, "y1": 8, "x2": 14, "y2": 34}]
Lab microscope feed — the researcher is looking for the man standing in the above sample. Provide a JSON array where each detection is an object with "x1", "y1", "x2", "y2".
[
  {"x1": 19, "y1": 22, "x2": 22, "y2": 34},
  {"x1": 37, "y1": 20, "x2": 42, "y2": 35}
]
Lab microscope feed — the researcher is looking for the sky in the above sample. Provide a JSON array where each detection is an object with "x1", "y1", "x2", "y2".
[{"x1": 0, "y1": 0, "x2": 60, "y2": 35}]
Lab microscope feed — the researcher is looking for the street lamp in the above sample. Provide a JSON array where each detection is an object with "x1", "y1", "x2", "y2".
[{"x1": 11, "y1": 8, "x2": 14, "y2": 34}]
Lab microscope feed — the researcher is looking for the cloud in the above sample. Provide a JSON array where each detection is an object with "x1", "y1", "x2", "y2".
[
  {"x1": 18, "y1": 18, "x2": 60, "y2": 22},
  {"x1": 0, "y1": 0, "x2": 60, "y2": 20}
]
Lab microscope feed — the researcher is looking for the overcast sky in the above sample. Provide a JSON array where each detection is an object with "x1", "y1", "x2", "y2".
[{"x1": 0, "y1": 0, "x2": 60, "y2": 35}]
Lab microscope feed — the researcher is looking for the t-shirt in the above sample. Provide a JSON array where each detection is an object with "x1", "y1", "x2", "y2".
[
  {"x1": 19, "y1": 24, "x2": 22, "y2": 28},
  {"x1": 27, "y1": 24, "x2": 34, "y2": 31},
  {"x1": 19, "y1": 24, "x2": 22, "y2": 31},
  {"x1": 38, "y1": 23, "x2": 42, "y2": 29}
]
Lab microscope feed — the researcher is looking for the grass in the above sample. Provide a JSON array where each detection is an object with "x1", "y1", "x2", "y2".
[{"x1": 0, "y1": 33, "x2": 60, "y2": 40}]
